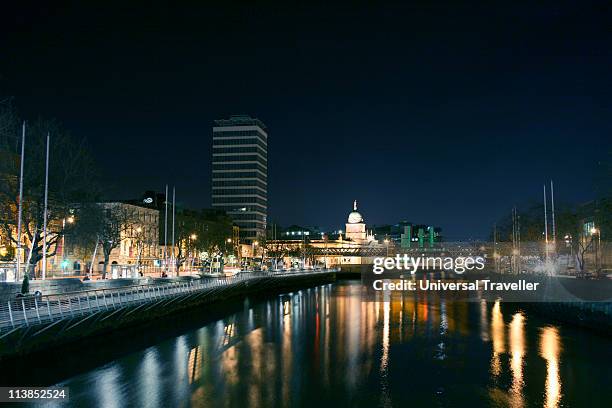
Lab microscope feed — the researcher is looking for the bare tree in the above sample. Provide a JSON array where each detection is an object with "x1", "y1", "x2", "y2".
[
  {"x1": 0, "y1": 107, "x2": 98, "y2": 277},
  {"x1": 97, "y1": 204, "x2": 140, "y2": 279},
  {"x1": 71, "y1": 203, "x2": 140, "y2": 278},
  {"x1": 573, "y1": 234, "x2": 595, "y2": 276},
  {"x1": 173, "y1": 209, "x2": 233, "y2": 274}
]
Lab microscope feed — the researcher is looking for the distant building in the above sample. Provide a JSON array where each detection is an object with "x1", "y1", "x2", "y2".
[
  {"x1": 124, "y1": 190, "x2": 234, "y2": 249},
  {"x1": 577, "y1": 198, "x2": 610, "y2": 241},
  {"x1": 372, "y1": 222, "x2": 442, "y2": 248},
  {"x1": 265, "y1": 200, "x2": 383, "y2": 268},
  {"x1": 274, "y1": 224, "x2": 321, "y2": 239},
  {"x1": 97, "y1": 202, "x2": 160, "y2": 269},
  {"x1": 0, "y1": 150, "x2": 19, "y2": 264},
  {"x1": 122, "y1": 190, "x2": 166, "y2": 247},
  {"x1": 212, "y1": 115, "x2": 268, "y2": 243},
  {"x1": 345, "y1": 200, "x2": 375, "y2": 243}
]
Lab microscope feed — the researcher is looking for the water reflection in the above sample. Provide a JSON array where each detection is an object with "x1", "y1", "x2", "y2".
[
  {"x1": 508, "y1": 313, "x2": 525, "y2": 408},
  {"x1": 281, "y1": 296, "x2": 292, "y2": 406},
  {"x1": 490, "y1": 300, "x2": 505, "y2": 377},
  {"x1": 95, "y1": 365, "x2": 123, "y2": 408},
  {"x1": 139, "y1": 349, "x2": 161, "y2": 407},
  {"x1": 540, "y1": 326, "x2": 562, "y2": 408},
  {"x1": 379, "y1": 297, "x2": 392, "y2": 407},
  {"x1": 48, "y1": 281, "x2": 610, "y2": 408}
]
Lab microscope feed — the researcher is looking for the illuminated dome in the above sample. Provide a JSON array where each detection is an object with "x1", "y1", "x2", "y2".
[{"x1": 347, "y1": 200, "x2": 364, "y2": 224}]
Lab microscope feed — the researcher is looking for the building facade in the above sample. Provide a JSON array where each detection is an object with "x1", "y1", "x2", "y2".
[
  {"x1": 372, "y1": 222, "x2": 442, "y2": 248},
  {"x1": 265, "y1": 200, "x2": 383, "y2": 269},
  {"x1": 86, "y1": 202, "x2": 160, "y2": 277},
  {"x1": 212, "y1": 115, "x2": 268, "y2": 243}
]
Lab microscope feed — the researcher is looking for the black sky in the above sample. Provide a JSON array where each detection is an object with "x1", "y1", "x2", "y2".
[{"x1": 2, "y1": 1, "x2": 610, "y2": 239}]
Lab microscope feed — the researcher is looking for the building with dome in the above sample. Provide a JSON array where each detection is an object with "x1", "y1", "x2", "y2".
[
  {"x1": 345, "y1": 200, "x2": 375, "y2": 243},
  {"x1": 260, "y1": 200, "x2": 382, "y2": 270}
]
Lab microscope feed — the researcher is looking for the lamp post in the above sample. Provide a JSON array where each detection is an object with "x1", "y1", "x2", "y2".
[
  {"x1": 135, "y1": 227, "x2": 143, "y2": 276},
  {"x1": 226, "y1": 238, "x2": 233, "y2": 268},
  {"x1": 384, "y1": 238, "x2": 390, "y2": 257},
  {"x1": 189, "y1": 234, "x2": 197, "y2": 274},
  {"x1": 302, "y1": 233, "x2": 306, "y2": 269},
  {"x1": 61, "y1": 215, "x2": 75, "y2": 274},
  {"x1": 323, "y1": 234, "x2": 328, "y2": 270},
  {"x1": 591, "y1": 227, "x2": 600, "y2": 274},
  {"x1": 252, "y1": 240, "x2": 258, "y2": 270}
]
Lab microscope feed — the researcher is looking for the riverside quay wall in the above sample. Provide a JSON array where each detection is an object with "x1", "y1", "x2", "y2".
[
  {"x1": 0, "y1": 271, "x2": 336, "y2": 363},
  {"x1": 0, "y1": 277, "x2": 181, "y2": 302}
]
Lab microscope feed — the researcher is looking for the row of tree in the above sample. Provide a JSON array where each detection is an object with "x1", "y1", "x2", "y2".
[
  {"x1": 0, "y1": 98, "x2": 98, "y2": 276},
  {"x1": 0, "y1": 98, "x2": 234, "y2": 278},
  {"x1": 172, "y1": 209, "x2": 233, "y2": 271}
]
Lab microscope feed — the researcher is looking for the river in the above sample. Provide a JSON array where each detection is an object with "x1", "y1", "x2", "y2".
[{"x1": 36, "y1": 280, "x2": 611, "y2": 407}]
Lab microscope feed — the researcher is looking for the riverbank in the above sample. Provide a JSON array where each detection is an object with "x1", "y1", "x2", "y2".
[
  {"x1": 0, "y1": 275, "x2": 196, "y2": 302},
  {"x1": 0, "y1": 271, "x2": 336, "y2": 376}
]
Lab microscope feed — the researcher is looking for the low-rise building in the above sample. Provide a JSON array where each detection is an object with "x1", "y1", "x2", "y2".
[{"x1": 264, "y1": 200, "x2": 384, "y2": 268}]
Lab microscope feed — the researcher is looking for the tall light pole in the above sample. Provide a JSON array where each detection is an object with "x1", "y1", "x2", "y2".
[
  {"x1": 550, "y1": 180, "x2": 556, "y2": 244},
  {"x1": 226, "y1": 238, "x2": 232, "y2": 267},
  {"x1": 591, "y1": 227, "x2": 600, "y2": 274},
  {"x1": 171, "y1": 186, "x2": 176, "y2": 275},
  {"x1": 252, "y1": 240, "x2": 258, "y2": 270},
  {"x1": 42, "y1": 133, "x2": 50, "y2": 280},
  {"x1": 16, "y1": 121, "x2": 25, "y2": 282},
  {"x1": 493, "y1": 223, "x2": 498, "y2": 274},
  {"x1": 135, "y1": 226, "x2": 143, "y2": 276},
  {"x1": 543, "y1": 184, "x2": 549, "y2": 262},
  {"x1": 302, "y1": 233, "x2": 306, "y2": 268},
  {"x1": 163, "y1": 184, "x2": 168, "y2": 275},
  {"x1": 190, "y1": 234, "x2": 198, "y2": 273},
  {"x1": 323, "y1": 234, "x2": 328, "y2": 270},
  {"x1": 61, "y1": 215, "x2": 74, "y2": 274}
]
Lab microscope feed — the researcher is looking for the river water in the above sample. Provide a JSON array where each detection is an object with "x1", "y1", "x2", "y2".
[{"x1": 39, "y1": 281, "x2": 610, "y2": 407}]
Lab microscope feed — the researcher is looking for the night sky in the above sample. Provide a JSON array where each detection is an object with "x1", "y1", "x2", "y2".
[{"x1": 2, "y1": 1, "x2": 610, "y2": 240}]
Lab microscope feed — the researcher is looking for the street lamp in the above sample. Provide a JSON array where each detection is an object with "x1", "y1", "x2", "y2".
[
  {"x1": 252, "y1": 240, "x2": 259, "y2": 270},
  {"x1": 384, "y1": 238, "x2": 390, "y2": 257},
  {"x1": 323, "y1": 234, "x2": 328, "y2": 270},
  {"x1": 134, "y1": 227, "x2": 143, "y2": 277},
  {"x1": 591, "y1": 227, "x2": 601, "y2": 273},
  {"x1": 188, "y1": 234, "x2": 197, "y2": 273},
  {"x1": 225, "y1": 238, "x2": 234, "y2": 267},
  {"x1": 61, "y1": 215, "x2": 77, "y2": 276}
]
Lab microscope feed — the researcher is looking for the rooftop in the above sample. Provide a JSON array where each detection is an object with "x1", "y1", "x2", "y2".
[{"x1": 214, "y1": 115, "x2": 267, "y2": 130}]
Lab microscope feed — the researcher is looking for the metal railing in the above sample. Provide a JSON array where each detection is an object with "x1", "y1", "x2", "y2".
[{"x1": 0, "y1": 268, "x2": 337, "y2": 336}]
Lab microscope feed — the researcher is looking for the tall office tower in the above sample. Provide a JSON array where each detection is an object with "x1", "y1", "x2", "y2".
[{"x1": 212, "y1": 115, "x2": 268, "y2": 243}]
